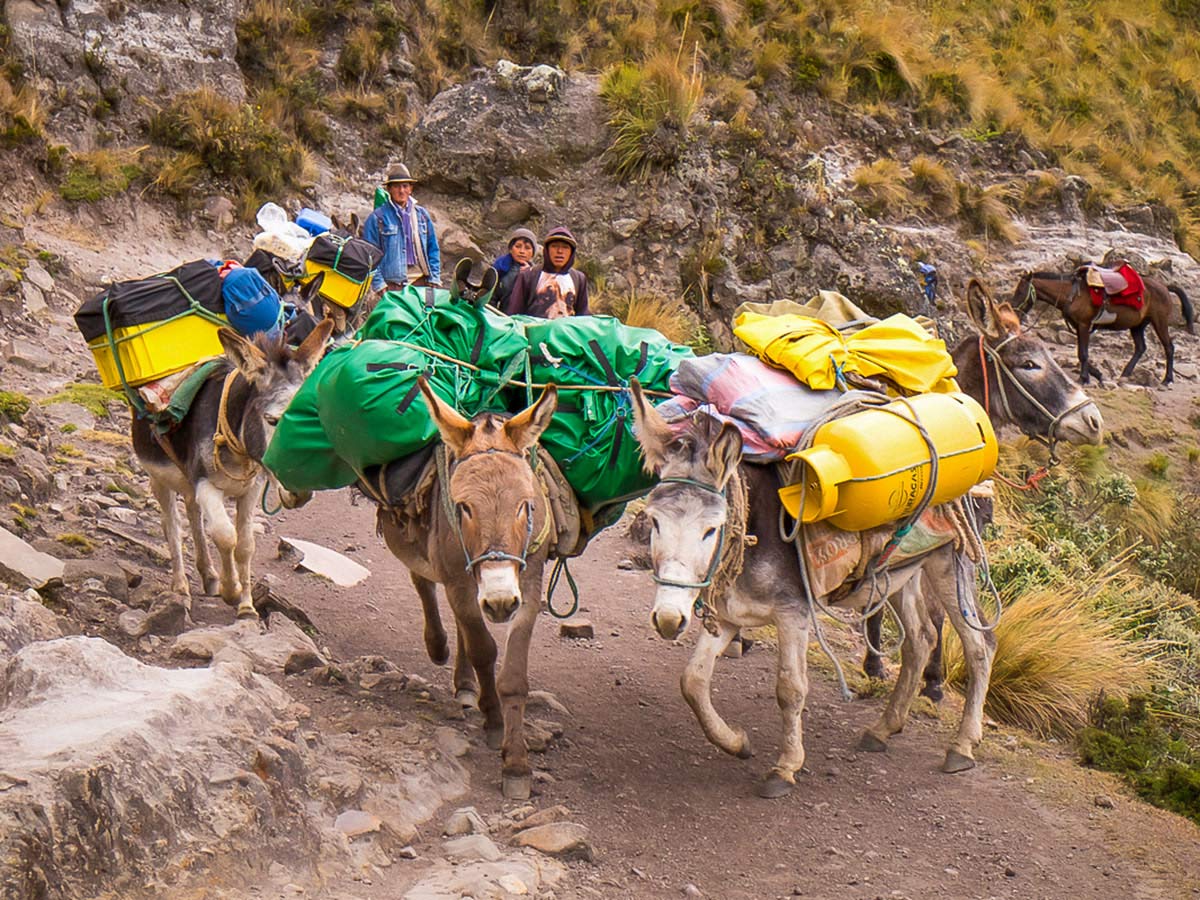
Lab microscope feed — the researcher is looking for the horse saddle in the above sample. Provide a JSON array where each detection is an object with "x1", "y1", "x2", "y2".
[
  {"x1": 1076, "y1": 262, "x2": 1145, "y2": 312},
  {"x1": 450, "y1": 257, "x2": 499, "y2": 309}
]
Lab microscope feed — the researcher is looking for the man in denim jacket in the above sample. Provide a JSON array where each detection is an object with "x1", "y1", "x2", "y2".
[{"x1": 362, "y1": 163, "x2": 441, "y2": 292}]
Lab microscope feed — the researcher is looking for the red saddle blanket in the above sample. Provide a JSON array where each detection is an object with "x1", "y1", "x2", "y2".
[{"x1": 1087, "y1": 263, "x2": 1145, "y2": 311}]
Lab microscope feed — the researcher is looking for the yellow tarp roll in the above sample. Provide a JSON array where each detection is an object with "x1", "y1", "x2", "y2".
[{"x1": 733, "y1": 310, "x2": 958, "y2": 394}]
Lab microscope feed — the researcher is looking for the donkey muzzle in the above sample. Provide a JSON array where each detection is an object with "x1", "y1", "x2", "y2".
[
  {"x1": 1055, "y1": 400, "x2": 1104, "y2": 445},
  {"x1": 652, "y1": 608, "x2": 687, "y2": 641},
  {"x1": 478, "y1": 561, "x2": 521, "y2": 623}
]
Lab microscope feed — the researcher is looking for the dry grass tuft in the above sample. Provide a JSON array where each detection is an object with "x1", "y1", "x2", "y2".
[
  {"x1": 852, "y1": 159, "x2": 912, "y2": 216},
  {"x1": 595, "y1": 291, "x2": 705, "y2": 348},
  {"x1": 944, "y1": 570, "x2": 1159, "y2": 737}
]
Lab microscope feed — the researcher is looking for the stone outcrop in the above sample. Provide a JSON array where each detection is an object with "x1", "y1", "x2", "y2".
[{"x1": 4, "y1": 0, "x2": 245, "y2": 138}]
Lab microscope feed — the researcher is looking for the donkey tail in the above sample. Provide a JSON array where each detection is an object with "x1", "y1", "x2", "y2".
[{"x1": 1168, "y1": 284, "x2": 1196, "y2": 335}]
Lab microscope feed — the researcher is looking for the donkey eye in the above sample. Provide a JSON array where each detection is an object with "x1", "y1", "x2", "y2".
[
  {"x1": 457, "y1": 502, "x2": 473, "y2": 519},
  {"x1": 703, "y1": 527, "x2": 717, "y2": 540},
  {"x1": 1019, "y1": 359, "x2": 1040, "y2": 371}
]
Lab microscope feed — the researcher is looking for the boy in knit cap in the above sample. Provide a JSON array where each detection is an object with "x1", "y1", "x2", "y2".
[
  {"x1": 502, "y1": 226, "x2": 590, "y2": 318},
  {"x1": 491, "y1": 227, "x2": 538, "y2": 310}
]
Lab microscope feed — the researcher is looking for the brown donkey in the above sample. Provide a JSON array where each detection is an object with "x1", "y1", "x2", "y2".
[
  {"x1": 1012, "y1": 269, "x2": 1194, "y2": 385},
  {"x1": 377, "y1": 379, "x2": 560, "y2": 800},
  {"x1": 131, "y1": 320, "x2": 333, "y2": 618}
]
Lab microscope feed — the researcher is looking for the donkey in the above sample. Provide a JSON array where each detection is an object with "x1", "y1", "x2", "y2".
[
  {"x1": 629, "y1": 381, "x2": 997, "y2": 798},
  {"x1": 131, "y1": 320, "x2": 333, "y2": 618},
  {"x1": 863, "y1": 280, "x2": 1104, "y2": 696},
  {"x1": 376, "y1": 379, "x2": 561, "y2": 800},
  {"x1": 1011, "y1": 269, "x2": 1194, "y2": 385}
]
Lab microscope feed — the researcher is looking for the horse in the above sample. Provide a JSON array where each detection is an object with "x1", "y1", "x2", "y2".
[
  {"x1": 1011, "y1": 269, "x2": 1194, "y2": 385},
  {"x1": 131, "y1": 319, "x2": 333, "y2": 619},
  {"x1": 863, "y1": 279, "x2": 1104, "y2": 698},
  {"x1": 628, "y1": 380, "x2": 998, "y2": 799},
  {"x1": 376, "y1": 379, "x2": 564, "y2": 800}
]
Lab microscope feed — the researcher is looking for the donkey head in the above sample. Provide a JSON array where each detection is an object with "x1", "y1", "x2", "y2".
[
  {"x1": 217, "y1": 318, "x2": 333, "y2": 506},
  {"x1": 420, "y1": 378, "x2": 558, "y2": 624},
  {"x1": 957, "y1": 279, "x2": 1103, "y2": 446},
  {"x1": 630, "y1": 378, "x2": 742, "y2": 640}
]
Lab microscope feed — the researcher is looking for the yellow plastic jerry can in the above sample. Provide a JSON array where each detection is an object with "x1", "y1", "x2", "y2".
[{"x1": 778, "y1": 392, "x2": 998, "y2": 532}]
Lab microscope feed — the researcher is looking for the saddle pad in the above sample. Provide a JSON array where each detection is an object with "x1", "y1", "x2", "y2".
[
  {"x1": 801, "y1": 504, "x2": 959, "y2": 598},
  {"x1": 1086, "y1": 263, "x2": 1145, "y2": 310}
]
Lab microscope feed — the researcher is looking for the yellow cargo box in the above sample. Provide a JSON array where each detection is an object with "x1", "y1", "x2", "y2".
[
  {"x1": 88, "y1": 312, "x2": 229, "y2": 389},
  {"x1": 303, "y1": 260, "x2": 370, "y2": 309}
]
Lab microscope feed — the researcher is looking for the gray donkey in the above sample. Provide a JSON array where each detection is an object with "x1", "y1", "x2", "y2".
[
  {"x1": 131, "y1": 319, "x2": 332, "y2": 618},
  {"x1": 629, "y1": 380, "x2": 997, "y2": 798}
]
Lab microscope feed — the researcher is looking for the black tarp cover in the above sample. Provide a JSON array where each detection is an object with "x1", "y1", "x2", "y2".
[{"x1": 74, "y1": 260, "x2": 224, "y2": 342}]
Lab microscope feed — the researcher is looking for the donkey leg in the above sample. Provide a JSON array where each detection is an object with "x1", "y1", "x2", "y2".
[
  {"x1": 1152, "y1": 316, "x2": 1175, "y2": 384},
  {"x1": 680, "y1": 618, "x2": 748, "y2": 758},
  {"x1": 860, "y1": 581, "x2": 935, "y2": 753},
  {"x1": 759, "y1": 608, "x2": 810, "y2": 799},
  {"x1": 862, "y1": 609, "x2": 887, "y2": 680},
  {"x1": 940, "y1": 562, "x2": 996, "y2": 773},
  {"x1": 150, "y1": 477, "x2": 190, "y2": 603},
  {"x1": 453, "y1": 618, "x2": 480, "y2": 708},
  {"x1": 495, "y1": 571, "x2": 543, "y2": 800},
  {"x1": 1076, "y1": 325, "x2": 1096, "y2": 385},
  {"x1": 1120, "y1": 323, "x2": 1147, "y2": 380},
  {"x1": 445, "y1": 582, "x2": 502, "y2": 747},
  {"x1": 232, "y1": 486, "x2": 258, "y2": 618},
  {"x1": 196, "y1": 479, "x2": 239, "y2": 606},
  {"x1": 920, "y1": 607, "x2": 947, "y2": 702},
  {"x1": 184, "y1": 492, "x2": 219, "y2": 596},
  {"x1": 412, "y1": 573, "x2": 450, "y2": 665}
]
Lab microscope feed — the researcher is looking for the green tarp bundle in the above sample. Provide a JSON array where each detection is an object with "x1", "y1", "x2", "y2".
[
  {"x1": 263, "y1": 288, "x2": 694, "y2": 511},
  {"x1": 522, "y1": 316, "x2": 693, "y2": 508}
]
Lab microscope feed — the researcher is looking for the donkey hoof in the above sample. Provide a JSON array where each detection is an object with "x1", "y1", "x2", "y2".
[
  {"x1": 502, "y1": 773, "x2": 532, "y2": 801},
  {"x1": 942, "y1": 749, "x2": 976, "y2": 774},
  {"x1": 857, "y1": 731, "x2": 889, "y2": 753},
  {"x1": 484, "y1": 726, "x2": 504, "y2": 751},
  {"x1": 920, "y1": 682, "x2": 945, "y2": 703},
  {"x1": 202, "y1": 576, "x2": 221, "y2": 596},
  {"x1": 428, "y1": 640, "x2": 450, "y2": 667},
  {"x1": 755, "y1": 772, "x2": 794, "y2": 800},
  {"x1": 734, "y1": 733, "x2": 754, "y2": 760},
  {"x1": 456, "y1": 689, "x2": 480, "y2": 711},
  {"x1": 235, "y1": 604, "x2": 260, "y2": 621}
]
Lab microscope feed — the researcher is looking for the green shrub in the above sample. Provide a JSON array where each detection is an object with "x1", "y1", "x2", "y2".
[
  {"x1": 1079, "y1": 694, "x2": 1200, "y2": 825},
  {"x1": 0, "y1": 390, "x2": 31, "y2": 422},
  {"x1": 41, "y1": 384, "x2": 120, "y2": 417},
  {"x1": 59, "y1": 149, "x2": 141, "y2": 202}
]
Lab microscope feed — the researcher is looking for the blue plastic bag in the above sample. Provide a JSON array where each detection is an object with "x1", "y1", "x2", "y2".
[{"x1": 222, "y1": 267, "x2": 283, "y2": 337}]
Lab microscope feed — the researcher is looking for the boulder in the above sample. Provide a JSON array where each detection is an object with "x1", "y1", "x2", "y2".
[
  {"x1": 0, "y1": 590, "x2": 63, "y2": 662},
  {"x1": 0, "y1": 636, "x2": 316, "y2": 897},
  {"x1": 0, "y1": 525, "x2": 64, "y2": 590},
  {"x1": 4, "y1": 0, "x2": 245, "y2": 129},
  {"x1": 404, "y1": 855, "x2": 565, "y2": 900},
  {"x1": 171, "y1": 615, "x2": 327, "y2": 675},
  {"x1": 408, "y1": 61, "x2": 607, "y2": 198},
  {"x1": 514, "y1": 822, "x2": 594, "y2": 861}
]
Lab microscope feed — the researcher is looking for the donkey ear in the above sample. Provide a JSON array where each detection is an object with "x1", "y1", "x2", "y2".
[
  {"x1": 418, "y1": 376, "x2": 473, "y2": 456},
  {"x1": 706, "y1": 422, "x2": 743, "y2": 489},
  {"x1": 628, "y1": 376, "x2": 673, "y2": 474},
  {"x1": 965, "y1": 279, "x2": 999, "y2": 339},
  {"x1": 218, "y1": 327, "x2": 268, "y2": 383},
  {"x1": 505, "y1": 384, "x2": 557, "y2": 452},
  {"x1": 300, "y1": 271, "x2": 325, "y2": 306},
  {"x1": 293, "y1": 317, "x2": 334, "y2": 375}
]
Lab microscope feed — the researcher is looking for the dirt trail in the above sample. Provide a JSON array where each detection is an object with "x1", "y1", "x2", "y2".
[{"x1": 251, "y1": 492, "x2": 1200, "y2": 900}]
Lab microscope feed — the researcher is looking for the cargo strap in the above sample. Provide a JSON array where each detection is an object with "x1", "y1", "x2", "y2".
[{"x1": 213, "y1": 370, "x2": 261, "y2": 484}]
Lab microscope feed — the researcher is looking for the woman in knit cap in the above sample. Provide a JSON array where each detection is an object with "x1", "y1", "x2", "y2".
[
  {"x1": 502, "y1": 226, "x2": 590, "y2": 319},
  {"x1": 491, "y1": 227, "x2": 538, "y2": 310}
]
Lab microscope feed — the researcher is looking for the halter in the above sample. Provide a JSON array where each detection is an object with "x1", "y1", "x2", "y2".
[
  {"x1": 213, "y1": 370, "x2": 262, "y2": 484},
  {"x1": 976, "y1": 333, "x2": 1092, "y2": 466},
  {"x1": 647, "y1": 476, "x2": 729, "y2": 594},
  {"x1": 436, "y1": 445, "x2": 546, "y2": 575}
]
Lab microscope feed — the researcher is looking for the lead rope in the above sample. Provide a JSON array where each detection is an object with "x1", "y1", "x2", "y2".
[{"x1": 212, "y1": 370, "x2": 261, "y2": 484}]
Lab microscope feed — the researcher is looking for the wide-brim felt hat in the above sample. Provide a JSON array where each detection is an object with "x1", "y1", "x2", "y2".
[{"x1": 383, "y1": 163, "x2": 417, "y2": 185}]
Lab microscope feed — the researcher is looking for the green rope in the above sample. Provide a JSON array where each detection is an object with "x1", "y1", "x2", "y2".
[{"x1": 546, "y1": 557, "x2": 580, "y2": 618}]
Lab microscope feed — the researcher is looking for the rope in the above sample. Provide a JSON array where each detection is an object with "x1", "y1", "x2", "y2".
[
  {"x1": 546, "y1": 557, "x2": 580, "y2": 618},
  {"x1": 695, "y1": 470, "x2": 751, "y2": 636},
  {"x1": 212, "y1": 370, "x2": 261, "y2": 484}
]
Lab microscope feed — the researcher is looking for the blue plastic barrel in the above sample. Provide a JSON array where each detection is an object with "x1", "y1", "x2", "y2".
[{"x1": 296, "y1": 208, "x2": 333, "y2": 236}]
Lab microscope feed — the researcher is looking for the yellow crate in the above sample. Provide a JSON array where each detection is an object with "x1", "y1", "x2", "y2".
[
  {"x1": 88, "y1": 312, "x2": 229, "y2": 389},
  {"x1": 304, "y1": 260, "x2": 371, "y2": 309}
]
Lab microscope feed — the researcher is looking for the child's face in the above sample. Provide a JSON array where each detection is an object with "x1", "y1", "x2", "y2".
[
  {"x1": 546, "y1": 241, "x2": 571, "y2": 268},
  {"x1": 511, "y1": 239, "x2": 534, "y2": 265}
]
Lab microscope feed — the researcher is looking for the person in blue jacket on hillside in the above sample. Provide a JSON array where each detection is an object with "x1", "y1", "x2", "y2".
[{"x1": 362, "y1": 162, "x2": 441, "y2": 293}]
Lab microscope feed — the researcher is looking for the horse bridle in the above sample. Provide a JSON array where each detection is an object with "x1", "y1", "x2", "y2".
[
  {"x1": 437, "y1": 444, "x2": 538, "y2": 574},
  {"x1": 976, "y1": 333, "x2": 1092, "y2": 464},
  {"x1": 647, "y1": 477, "x2": 730, "y2": 611}
]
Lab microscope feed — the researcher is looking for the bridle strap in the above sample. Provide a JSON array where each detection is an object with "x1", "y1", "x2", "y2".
[
  {"x1": 213, "y1": 370, "x2": 261, "y2": 483},
  {"x1": 648, "y1": 476, "x2": 729, "y2": 592}
]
